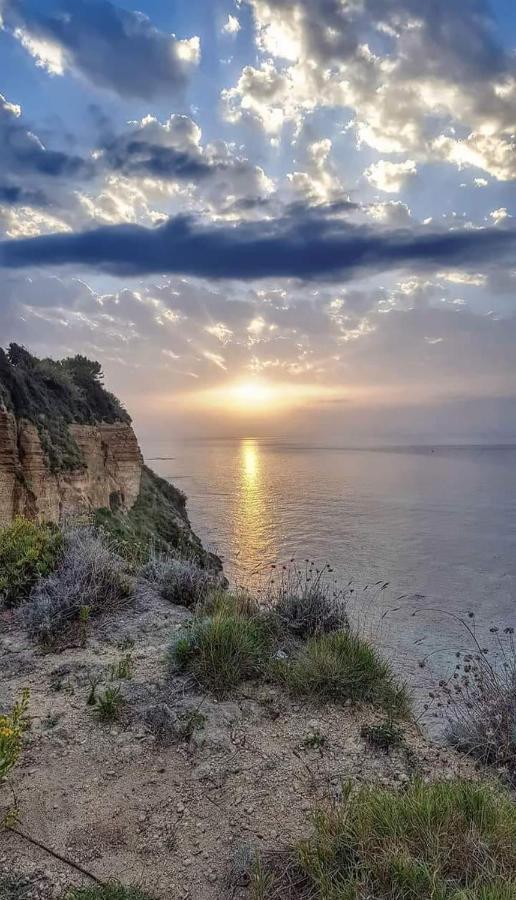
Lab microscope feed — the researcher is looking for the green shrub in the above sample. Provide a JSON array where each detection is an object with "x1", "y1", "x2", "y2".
[
  {"x1": 171, "y1": 609, "x2": 273, "y2": 694},
  {"x1": 0, "y1": 517, "x2": 62, "y2": 607},
  {"x1": 274, "y1": 629, "x2": 408, "y2": 715},
  {"x1": 254, "y1": 779, "x2": 516, "y2": 899},
  {"x1": 66, "y1": 884, "x2": 153, "y2": 900}
]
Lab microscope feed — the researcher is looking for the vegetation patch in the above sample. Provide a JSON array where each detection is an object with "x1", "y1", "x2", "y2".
[
  {"x1": 139, "y1": 554, "x2": 215, "y2": 607},
  {"x1": 266, "y1": 562, "x2": 349, "y2": 639},
  {"x1": 0, "y1": 344, "x2": 130, "y2": 473},
  {"x1": 432, "y1": 622, "x2": 516, "y2": 782},
  {"x1": 0, "y1": 689, "x2": 30, "y2": 782},
  {"x1": 361, "y1": 718, "x2": 406, "y2": 753},
  {"x1": 171, "y1": 607, "x2": 274, "y2": 694},
  {"x1": 0, "y1": 517, "x2": 63, "y2": 608},
  {"x1": 24, "y1": 527, "x2": 132, "y2": 644},
  {"x1": 253, "y1": 779, "x2": 516, "y2": 899},
  {"x1": 95, "y1": 467, "x2": 211, "y2": 566},
  {"x1": 274, "y1": 629, "x2": 408, "y2": 715}
]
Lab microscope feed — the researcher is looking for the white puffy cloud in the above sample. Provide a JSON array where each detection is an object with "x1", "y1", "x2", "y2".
[
  {"x1": 364, "y1": 159, "x2": 417, "y2": 193},
  {"x1": 222, "y1": 14, "x2": 241, "y2": 35},
  {"x1": 223, "y1": 0, "x2": 516, "y2": 181}
]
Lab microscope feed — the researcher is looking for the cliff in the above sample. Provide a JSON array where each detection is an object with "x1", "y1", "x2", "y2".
[
  {"x1": 0, "y1": 344, "x2": 217, "y2": 567},
  {"x1": 0, "y1": 412, "x2": 142, "y2": 526}
]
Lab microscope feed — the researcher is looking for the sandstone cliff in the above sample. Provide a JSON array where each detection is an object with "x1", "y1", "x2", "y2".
[
  {"x1": 0, "y1": 411, "x2": 142, "y2": 527},
  {"x1": 0, "y1": 344, "x2": 219, "y2": 569}
]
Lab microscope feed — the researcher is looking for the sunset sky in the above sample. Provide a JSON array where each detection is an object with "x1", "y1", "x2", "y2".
[{"x1": 1, "y1": 0, "x2": 516, "y2": 443}]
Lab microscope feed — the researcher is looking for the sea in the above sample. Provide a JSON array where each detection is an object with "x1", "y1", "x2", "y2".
[{"x1": 146, "y1": 439, "x2": 516, "y2": 717}]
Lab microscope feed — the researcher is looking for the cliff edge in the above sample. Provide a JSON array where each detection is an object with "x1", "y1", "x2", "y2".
[{"x1": 0, "y1": 344, "x2": 217, "y2": 567}]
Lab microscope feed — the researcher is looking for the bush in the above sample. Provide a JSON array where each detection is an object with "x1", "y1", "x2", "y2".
[
  {"x1": 24, "y1": 527, "x2": 132, "y2": 644},
  {"x1": 0, "y1": 518, "x2": 62, "y2": 608},
  {"x1": 140, "y1": 554, "x2": 215, "y2": 607},
  {"x1": 253, "y1": 779, "x2": 516, "y2": 899},
  {"x1": 266, "y1": 562, "x2": 349, "y2": 638},
  {"x1": 0, "y1": 689, "x2": 29, "y2": 782},
  {"x1": 171, "y1": 608, "x2": 273, "y2": 694},
  {"x1": 431, "y1": 622, "x2": 516, "y2": 781},
  {"x1": 66, "y1": 885, "x2": 153, "y2": 900},
  {"x1": 274, "y1": 629, "x2": 408, "y2": 715}
]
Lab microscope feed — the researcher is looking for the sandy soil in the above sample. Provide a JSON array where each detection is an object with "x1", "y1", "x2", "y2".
[{"x1": 0, "y1": 591, "x2": 474, "y2": 899}]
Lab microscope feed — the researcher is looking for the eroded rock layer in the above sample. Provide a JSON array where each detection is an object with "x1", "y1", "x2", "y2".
[{"x1": 0, "y1": 410, "x2": 142, "y2": 526}]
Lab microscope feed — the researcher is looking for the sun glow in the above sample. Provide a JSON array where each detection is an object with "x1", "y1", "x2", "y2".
[{"x1": 187, "y1": 378, "x2": 341, "y2": 416}]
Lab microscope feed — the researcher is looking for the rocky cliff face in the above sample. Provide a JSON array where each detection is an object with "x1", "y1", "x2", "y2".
[{"x1": 0, "y1": 409, "x2": 143, "y2": 527}]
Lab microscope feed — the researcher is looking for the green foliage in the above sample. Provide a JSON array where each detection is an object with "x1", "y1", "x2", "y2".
[
  {"x1": 254, "y1": 779, "x2": 516, "y2": 899},
  {"x1": 171, "y1": 608, "x2": 273, "y2": 694},
  {"x1": 66, "y1": 884, "x2": 153, "y2": 900},
  {"x1": 361, "y1": 718, "x2": 405, "y2": 753},
  {"x1": 0, "y1": 689, "x2": 30, "y2": 782},
  {"x1": 110, "y1": 653, "x2": 133, "y2": 680},
  {"x1": 274, "y1": 629, "x2": 409, "y2": 715},
  {"x1": 0, "y1": 517, "x2": 62, "y2": 607},
  {"x1": 94, "y1": 467, "x2": 210, "y2": 565},
  {"x1": 92, "y1": 686, "x2": 124, "y2": 722},
  {"x1": 0, "y1": 344, "x2": 130, "y2": 472}
]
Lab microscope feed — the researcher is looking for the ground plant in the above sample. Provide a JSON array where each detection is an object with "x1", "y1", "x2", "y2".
[
  {"x1": 275, "y1": 629, "x2": 408, "y2": 715},
  {"x1": 0, "y1": 689, "x2": 30, "y2": 783},
  {"x1": 253, "y1": 779, "x2": 516, "y2": 899},
  {"x1": 24, "y1": 527, "x2": 132, "y2": 644},
  {"x1": 0, "y1": 518, "x2": 62, "y2": 608}
]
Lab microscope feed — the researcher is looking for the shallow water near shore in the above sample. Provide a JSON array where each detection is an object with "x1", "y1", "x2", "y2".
[{"x1": 147, "y1": 439, "x2": 516, "y2": 712}]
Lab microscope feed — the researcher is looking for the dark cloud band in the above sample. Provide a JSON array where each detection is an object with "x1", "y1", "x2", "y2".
[{"x1": 0, "y1": 213, "x2": 514, "y2": 281}]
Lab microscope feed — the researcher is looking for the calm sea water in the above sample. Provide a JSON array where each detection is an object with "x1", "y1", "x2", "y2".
[{"x1": 146, "y1": 439, "x2": 516, "y2": 706}]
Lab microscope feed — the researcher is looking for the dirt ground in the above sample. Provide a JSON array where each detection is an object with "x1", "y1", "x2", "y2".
[{"x1": 0, "y1": 591, "x2": 474, "y2": 900}]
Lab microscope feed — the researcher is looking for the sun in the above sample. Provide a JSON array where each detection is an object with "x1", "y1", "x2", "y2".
[
  {"x1": 227, "y1": 380, "x2": 275, "y2": 409},
  {"x1": 181, "y1": 377, "x2": 343, "y2": 418}
]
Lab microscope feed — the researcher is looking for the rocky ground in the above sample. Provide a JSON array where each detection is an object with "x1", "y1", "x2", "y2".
[{"x1": 0, "y1": 591, "x2": 474, "y2": 900}]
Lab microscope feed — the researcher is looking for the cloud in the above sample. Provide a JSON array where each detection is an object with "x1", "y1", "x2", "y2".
[
  {"x1": 0, "y1": 184, "x2": 48, "y2": 206},
  {"x1": 2, "y1": 0, "x2": 200, "y2": 99},
  {"x1": 0, "y1": 93, "x2": 90, "y2": 181},
  {"x1": 1, "y1": 209, "x2": 515, "y2": 281},
  {"x1": 222, "y1": 14, "x2": 241, "y2": 35},
  {"x1": 225, "y1": 0, "x2": 516, "y2": 180},
  {"x1": 98, "y1": 114, "x2": 273, "y2": 207},
  {"x1": 364, "y1": 159, "x2": 417, "y2": 193}
]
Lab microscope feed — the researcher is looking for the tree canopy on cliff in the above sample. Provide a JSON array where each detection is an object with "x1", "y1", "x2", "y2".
[{"x1": 0, "y1": 344, "x2": 130, "y2": 471}]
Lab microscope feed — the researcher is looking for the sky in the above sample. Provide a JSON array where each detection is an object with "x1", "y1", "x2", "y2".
[{"x1": 0, "y1": 0, "x2": 515, "y2": 444}]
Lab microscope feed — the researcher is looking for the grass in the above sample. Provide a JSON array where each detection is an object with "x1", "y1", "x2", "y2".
[
  {"x1": 95, "y1": 467, "x2": 214, "y2": 566},
  {"x1": 274, "y1": 629, "x2": 409, "y2": 715},
  {"x1": 92, "y1": 686, "x2": 124, "y2": 722},
  {"x1": 171, "y1": 607, "x2": 274, "y2": 694},
  {"x1": 253, "y1": 779, "x2": 516, "y2": 899},
  {"x1": 66, "y1": 884, "x2": 153, "y2": 900}
]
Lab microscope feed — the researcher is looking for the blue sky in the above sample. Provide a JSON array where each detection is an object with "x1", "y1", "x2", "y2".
[{"x1": 0, "y1": 0, "x2": 515, "y2": 441}]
